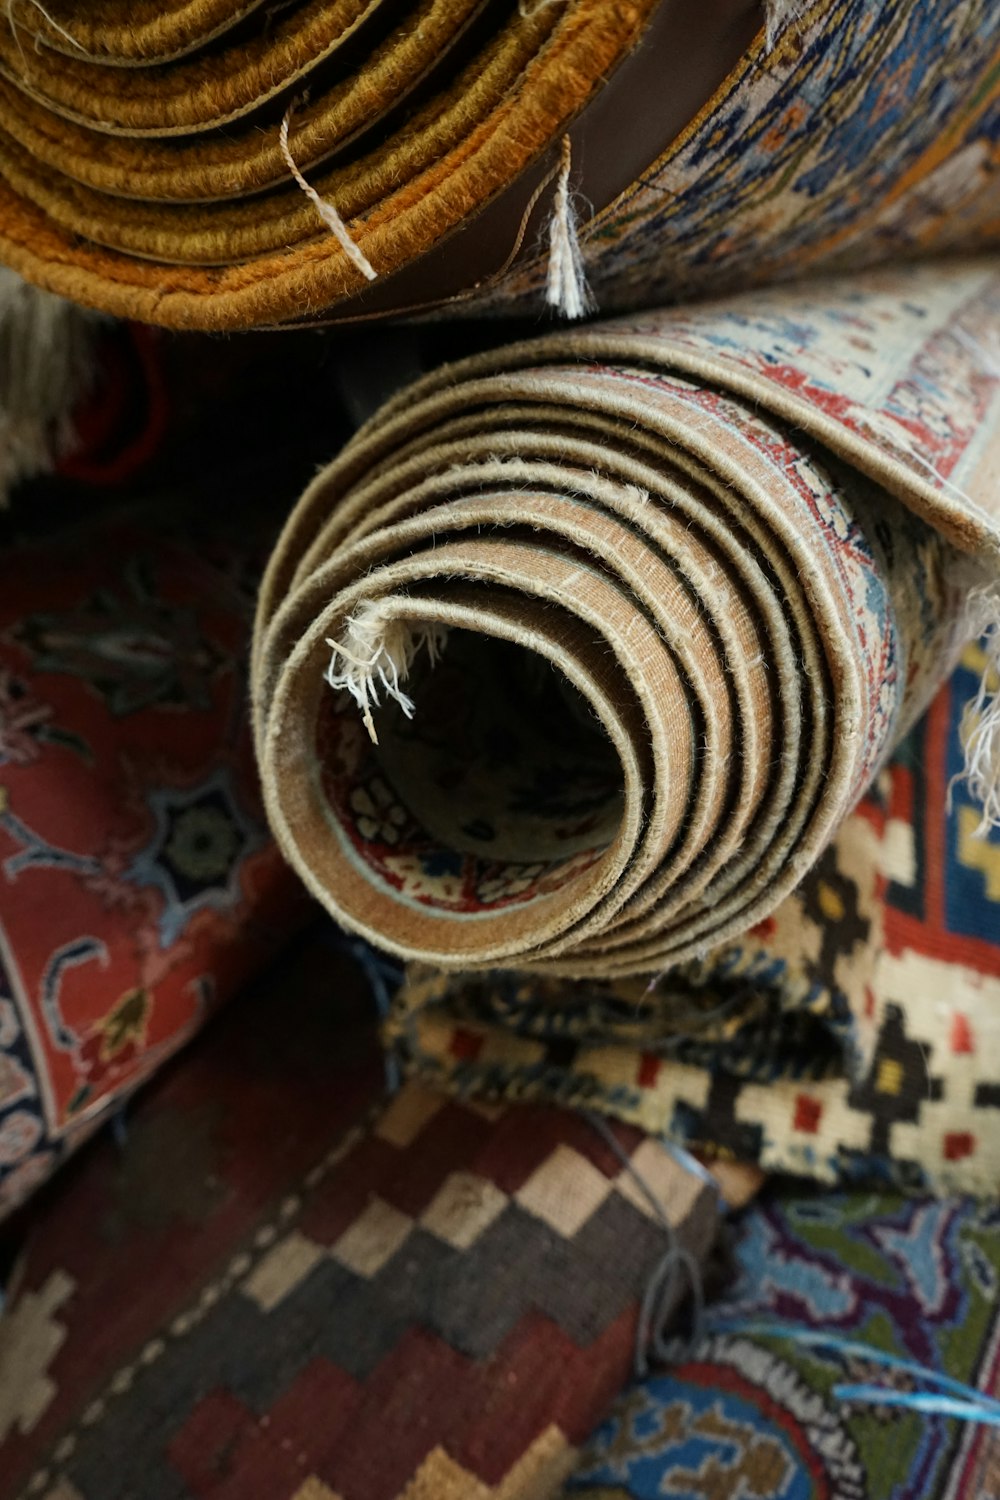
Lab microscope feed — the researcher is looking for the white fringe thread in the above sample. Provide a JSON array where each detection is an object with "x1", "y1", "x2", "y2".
[
  {"x1": 325, "y1": 604, "x2": 448, "y2": 745},
  {"x1": 763, "y1": 0, "x2": 806, "y2": 49},
  {"x1": 545, "y1": 136, "x2": 593, "y2": 321},
  {"x1": 943, "y1": 324, "x2": 1000, "y2": 835},
  {"x1": 279, "y1": 101, "x2": 377, "y2": 283},
  {"x1": 0, "y1": 267, "x2": 101, "y2": 505},
  {"x1": 5, "y1": 0, "x2": 88, "y2": 53},
  {"x1": 952, "y1": 584, "x2": 1000, "y2": 836}
]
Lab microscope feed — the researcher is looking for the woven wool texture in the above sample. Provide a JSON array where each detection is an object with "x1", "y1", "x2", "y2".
[
  {"x1": 0, "y1": 268, "x2": 100, "y2": 503},
  {"x1": 489, "y1": 0, "x2": 1000, "y2": 318},
  {"x1": 4, "y1": 0, "x2": 273, "y2": 65},
  {"x1": 252, "y1": 259, "x2": 1000, "y2": 983},
  {"x1": 0, "y1": 0, "x2": 996, "y2": 328},
  {"x1": 0, "y1": 0, "x2": 656, "y2": 328},
  {"x1": 564, "y1": 1182, "x2": 1000, "y2": 1500},
  {"x1": 0, "y1": 937, "x2": 723, "y2": 1500}
]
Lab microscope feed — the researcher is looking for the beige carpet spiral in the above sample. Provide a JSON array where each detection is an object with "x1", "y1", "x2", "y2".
[{"x1": 252, "y1": 262, "x2": 1000, "y2": 977}]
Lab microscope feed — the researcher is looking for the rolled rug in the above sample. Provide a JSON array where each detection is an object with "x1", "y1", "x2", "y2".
[
  {"x1": 0, "y1": 0, "x2": 995, "y2": 329},
  {"x1": 0, "y1": 267, "x2": 102, "y2": 504},
  {"x1": 252, "y1": 258, "x2": 1000, "y2": 982},
  {"x1": 389, "y1": 643, "x2": 1000, "y2": 1195}
]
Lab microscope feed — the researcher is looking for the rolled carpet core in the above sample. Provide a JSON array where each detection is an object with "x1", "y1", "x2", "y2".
[
  {"x1": 358, "y1": 631, "x2": 628, "y2": 867},
  {"x1": 253, "y1": 263, "x2": 1000, "y2": 977}
]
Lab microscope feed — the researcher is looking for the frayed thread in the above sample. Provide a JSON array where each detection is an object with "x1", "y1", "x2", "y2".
[
  {"x1": 545, "y1": 136, "x2": 593, "y2": 321},
  {"x1": 763, "y1": 0, "x2": 806, "y2": 49},
  {"x1": 858, "y1": 406, "x2": 979, "y2": 511},
  {"x1": 325, "y1": 604, "x2": 447, "y2": 745},
  {"x1": 951, "y1": 585, "x2": 1000, "y2": 835},
  {"x1": 0, "y1": 268, "x2": 101, "y2": 505},
  {"x1": 714, "y1": 1324, "x2": 1000, "y2": 1428},
  {"x1": 5, "y1": 0, "x2": 88, "y2": 53},
  {"x1": 280, "y1": 99, "x2": 377, "y2": 283}
]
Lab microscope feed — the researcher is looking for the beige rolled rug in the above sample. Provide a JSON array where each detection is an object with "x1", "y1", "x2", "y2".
[
  {"x1": 0, "y1": 0, "x2": 996, "y2": 329},
  {"x1": 252, "y1": 258, "x2": 1000, "y2": 979}
]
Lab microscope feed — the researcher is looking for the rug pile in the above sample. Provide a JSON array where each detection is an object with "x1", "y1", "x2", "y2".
[{"x1": 2, "y1": 3, "x2": 1000, "y2": 1498}]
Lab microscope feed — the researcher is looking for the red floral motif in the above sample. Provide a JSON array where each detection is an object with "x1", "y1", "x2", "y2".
[
  {"x1": 71, "y1": 988, "x2": 150, "y2": 1109},
  {"x1": 0, "y1": 522, "x2": 304, "y2": 1219}
]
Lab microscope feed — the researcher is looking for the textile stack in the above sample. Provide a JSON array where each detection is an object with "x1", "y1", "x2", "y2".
[{"x1": 1, "y1": 3, "x2": 1000, "y2": 1498}]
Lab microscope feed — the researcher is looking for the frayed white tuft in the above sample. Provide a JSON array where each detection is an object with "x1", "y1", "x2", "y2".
[
  {"x1": 763, "y1": 0, "x2": 807, "y2": 49},
  {"x1": 280, "y1": 100, "x2": 377, "y2": 282},
  {"x1": 325, "y1": 604, "x2": 447, "y2": 744},
  {"x1": 0, "y1": 267, "x2": 101, "y2": 505},
  {"x1": 952, "y1": 584, "x2": 1000, "y2": 835},
  {"x1": 5, "y1": 0, "x2": 88, "y2": 53},
  {"x1": 545, "y1": 136, "x2": 593, "y2": 321}
]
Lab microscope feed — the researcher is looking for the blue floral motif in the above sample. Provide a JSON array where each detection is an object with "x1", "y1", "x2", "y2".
[{"x1": 119, "y1": 768, "x2": 264, "y2": 948}]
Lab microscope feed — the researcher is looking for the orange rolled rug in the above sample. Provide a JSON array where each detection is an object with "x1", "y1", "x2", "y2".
[{"x1": 0, "y1": 0, "x2": 996, "y2": 329}]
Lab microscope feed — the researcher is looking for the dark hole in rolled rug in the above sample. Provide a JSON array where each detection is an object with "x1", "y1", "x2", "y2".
[{"x1": 317, "y1": 628, "x2": 625, "y2": 914}]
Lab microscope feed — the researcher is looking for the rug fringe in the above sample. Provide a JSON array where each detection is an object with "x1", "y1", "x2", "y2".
[
  {"x1": 545, "y1": 136, "x2": 594, "y2": 321},
  {"x1": 0, "y1": 267, "x2": 100, "y2": 505},
  {"x1": 953, "y1": 584, "x2": 1000, "y2": 834},
  {"x1": 764, "y1": 0, "x2": 807, "y2": 49},
  {"x1": 280, "y1": 99, "x2": 377, "y2": 283},
  {"x1": 325, "y1": 603, "x2": 447, "y2": 745}
]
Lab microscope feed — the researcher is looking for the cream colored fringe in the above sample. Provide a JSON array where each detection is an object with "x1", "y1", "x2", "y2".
[
  {"x1": 954, "y1": 584, "x2": 1000, "y2": 835},
  {"x1": 280, "y1": 101, "x2": 377, "y2": 283},
  {"x1": 764, "y1": 0, "x2": 806, "y2": 48},
  {"x1": 545, "y1": 136, "x2": 593, "y2": 321},
  {"x1": 0, "y1": 268, "x2": 100, "y2": 505},
  {"x1": 325, "y1": 604, "x2": 447, "y2": 745}
]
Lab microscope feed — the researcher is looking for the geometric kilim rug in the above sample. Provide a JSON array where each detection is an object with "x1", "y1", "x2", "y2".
[{"x1": 0, "y1": 929, "x2": 722, "y2": 1500}]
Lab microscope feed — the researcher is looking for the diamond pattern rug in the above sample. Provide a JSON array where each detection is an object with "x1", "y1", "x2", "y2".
[{"x1": 0, "y1": 930, "x2": 722, "y2": 1500}]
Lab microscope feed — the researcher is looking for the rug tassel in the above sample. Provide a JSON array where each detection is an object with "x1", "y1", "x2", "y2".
[
  {"x1": 952, "y1": 584, "x2": 1000, "y2": 835},
  {"x1": 325, "y1": 603, "x2": 447, "y2": 745},
  {"x1": 280, "y1": 101, "x2": 377, "y2": 283},
  {"x1": 545, "y1": 136, "x2": 593, "y2": 321},
  {"x1": 0, "y1": 267, "x2": 100, "y2": 505}
]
